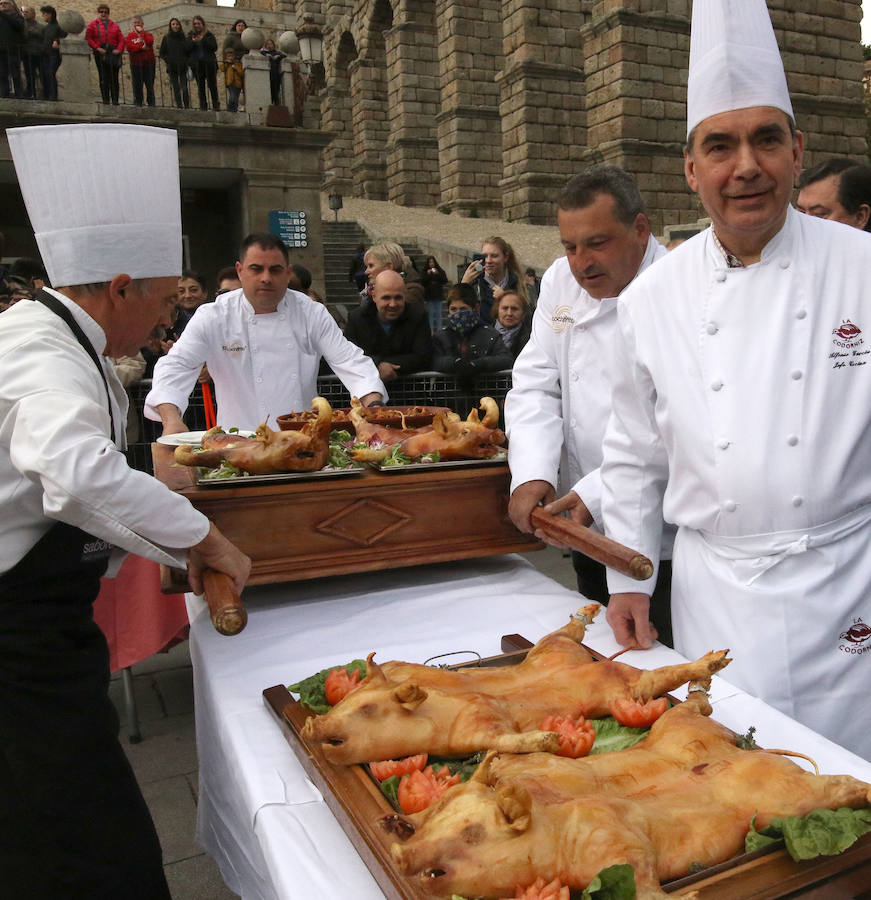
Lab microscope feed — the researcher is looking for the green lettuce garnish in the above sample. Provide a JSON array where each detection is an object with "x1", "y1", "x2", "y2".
[
  {"x1": 288, "y1": 659, "x2": 367, "y2": 714},
  {"x1": 379, "y1": 775, "x2": 401, "y2": 808},
  {"x1": 381, "y1": 444, "x2": 414, "y2": 467},
  {"x1": 581, "y1": 863, "x2": 636, "y2": 898},
  {"x1": 200, "y1": 460, "x2": 249, "y2": 479},
  {"x1": 746, "y1": 807, "x2": 871, "y2": 860},
  {"x1": 590, "y1": 717, "x2": 649, "y2": 754}
]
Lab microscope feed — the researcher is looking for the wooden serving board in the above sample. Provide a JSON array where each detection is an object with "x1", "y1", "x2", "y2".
[
  {"x1": 152, "y1": 442, "x2": 541, "y2": 590},
  {"x1": 262, "y1": 639, "x2": 871, "y2": 900}
]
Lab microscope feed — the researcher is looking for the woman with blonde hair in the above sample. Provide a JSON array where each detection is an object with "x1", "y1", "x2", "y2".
[
  {"x1": 360, "y1": 241, "x2": 405, "y2": 302},
  {"x1": 461, "y1": 235, "x2": 526, "y2": 324}
]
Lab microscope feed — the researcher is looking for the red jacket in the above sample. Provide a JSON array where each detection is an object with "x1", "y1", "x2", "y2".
[
  {"x1": 85, "y1": 17, "x2": 124, "y2": 53},
  {"x1": 125, "y1": 28, "x2": 155, "y2": 66}
]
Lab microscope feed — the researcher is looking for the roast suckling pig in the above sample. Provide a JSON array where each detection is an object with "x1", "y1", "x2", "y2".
[
  {"x1": 388, "y1": 690, "x2": 871, "y2": 899},
  {"x1": 174, "y1": 397, "x2": 332, "y2": 474},
  {"x1": 348, "y1": 396, "x2": 505, "y2": 462},
  {"x1": 300, "y1": 606, "x2": 731, "y2": 764}
]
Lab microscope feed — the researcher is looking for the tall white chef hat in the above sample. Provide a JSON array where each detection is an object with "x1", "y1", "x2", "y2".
[
  {"x1": 686, "y1": 0, "x2": 794, "y2": 139},
  {"x1": 7, "y1": 123, "x2": 182, "y2": 287}
]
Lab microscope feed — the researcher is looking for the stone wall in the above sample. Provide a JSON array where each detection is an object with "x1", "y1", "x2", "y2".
[
  {"x1": 55, "y1": 0, "x2": 867, "y2": 229},
  {"x1": 309, "y1": 0, "x2": 866, "y2": 229}
]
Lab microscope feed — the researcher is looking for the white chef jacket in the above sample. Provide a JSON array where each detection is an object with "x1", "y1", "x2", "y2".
[
  {"x1": 145, "y1": 289, "x2": 387, "y2": 431},
  {"x1": 601, "y1": 208, "x2": 871, "y2": 758},
  {"x1": 0, "y1": 289, "x2": 209, "y2": 574},
  {"x1": 505, "y1": 235, "x2": 667, "y2": 528}
]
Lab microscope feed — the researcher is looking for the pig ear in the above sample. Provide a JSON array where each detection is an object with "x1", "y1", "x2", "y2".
[
  {"x1": 366, "y1": 652, "x2": 387, "y2": 684},
  {"x1": 496, "y1": 783, "x2": 532, "y2": 833},
  {"x1": 393, "y1": 682, "x2": 428, "y2": 710},
  {"x1": 479, "y1": 397, "x2": 498, "y2": 427},
  {"x1": 469, "y1": 751, "x2": 497, "y2": 786},
  {"x1": 432, "y1": 413, "x2": 450, "y2": 436},
  {"x1": 466, "y1": 406, "x2": 481, "y2": 424}
]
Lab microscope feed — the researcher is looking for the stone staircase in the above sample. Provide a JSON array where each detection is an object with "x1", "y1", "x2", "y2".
[{"x1": 322, "y1": 220, "x2": 425, "y2": 327}]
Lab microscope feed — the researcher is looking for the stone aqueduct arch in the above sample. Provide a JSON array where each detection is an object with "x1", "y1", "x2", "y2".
[{"x1": 315, "y1": 0, "x2": 865, "y2": 229}]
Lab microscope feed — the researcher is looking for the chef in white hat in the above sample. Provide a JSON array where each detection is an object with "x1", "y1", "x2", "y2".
[
  {"x1": 0, "y1": 123, "x2": 250, "y2": 897},
  {"x1": 599, "y1": 0, "x2": 871, "y2": 760}
]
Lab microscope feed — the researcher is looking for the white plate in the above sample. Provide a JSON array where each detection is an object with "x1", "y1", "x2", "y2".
[{"x1": 156, "y1": 430, "x2": 254, "y2": 447}]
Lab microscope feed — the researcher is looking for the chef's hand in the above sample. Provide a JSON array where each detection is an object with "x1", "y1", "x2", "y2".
[
  {"x1": 360, "y1": 391, "x2": 384, "y2": 407},
  {"x1": 509, "y1": 480, "x2": 554, "y2": 533},
  {"x1": 188, "y1": 523, "x2": 251, "y2": 597},
  {"x1": 607, "y1": 592, "x2": 657, "y2": 650},
  {"x1": 156, "y1": 402, "x2": 188, "y2": 436},
  {"x1": 378, "y1": 361, "x2": 400, "y2": 382},
  {"x1": 197, "y1": 363, "x2": 211, "y2": 384},
  {"x1": 544, "y1": 491, "x2": 594, "y2": 527},
  {"x1": 531, "y1": 490, "x2": 594, "y2": 548}
]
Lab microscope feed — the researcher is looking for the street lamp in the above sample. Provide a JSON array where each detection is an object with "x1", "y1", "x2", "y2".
[
  {"x1": 296, "y1": 14, "x2": 323, "y2": 66},
  {"x1": 328, "y1": 193, "x2": 343, "y2": 222}
]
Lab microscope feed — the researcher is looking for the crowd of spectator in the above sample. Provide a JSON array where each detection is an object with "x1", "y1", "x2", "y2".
[
  {"x1": 0, "y1": 1, "x2": 65, "y2": 99},
  {"x1": 0, "y1": 2, "x2": 287, "y2": 110}
]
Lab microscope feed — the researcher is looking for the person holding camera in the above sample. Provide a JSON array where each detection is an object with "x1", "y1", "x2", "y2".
[
  {"x1": 460, "y1": 236, "x2": 526, "y2": 325},
  {"x1": 85, "y1": 4, "x2": 123, "y2": 104}
]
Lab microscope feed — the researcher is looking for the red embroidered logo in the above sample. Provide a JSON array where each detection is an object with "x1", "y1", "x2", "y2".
[
  {"x1": 839, "y1": 617, "x2": 871, "y2": 655},
  {"x1": 840, "y1": 618, "x2": 871, "y2": 644},
  {"x1": 832, "y1": 319, "x2": 864, "y2": 349}
]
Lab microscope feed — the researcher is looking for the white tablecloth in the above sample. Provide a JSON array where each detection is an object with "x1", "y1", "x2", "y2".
[{"x1": 185, "y1": 555, "x2": 871, "y2": 900}]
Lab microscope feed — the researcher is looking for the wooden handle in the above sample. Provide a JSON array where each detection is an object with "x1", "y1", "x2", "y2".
[
  {"x1": 202, "y1": 570, "x2": 247, "y2": 636},
  {"x1": 530, "y1": 509, "x2": 654, "y2": 582}
]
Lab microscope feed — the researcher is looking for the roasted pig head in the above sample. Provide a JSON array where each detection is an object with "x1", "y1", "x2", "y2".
[
  {"x1": 300, "y1": 607, "x2": 732, "y2": 765},
  {"x1": 350, "y1": 396, "x2": 505, "y2": 463},
  {"x1": 174, "y1": 397, "x2": 332, "y2": 474},
  {"x1": 390, "y1": 692, "x2": 871, "y2": 899}
]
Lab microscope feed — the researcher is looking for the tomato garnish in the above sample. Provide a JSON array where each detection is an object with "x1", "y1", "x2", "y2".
[
  {"x1": 609, "y1": 696, "x2": 668, "y2": 728},
  {"x1": 397, "y1": 765, "x2": 461, "y2": 814},
  {"x1": 500, "y1": 876, "x2": 570, "y2": 900},
  {"x1": 369, "y1": 754, "x2": 428, "y2": 782},
  {"x1": 541, "y1": 714, "x2": 596, "y2": 758},
  {"x1": 324, "y1": 667, "x2": 361, "y2": 706}
]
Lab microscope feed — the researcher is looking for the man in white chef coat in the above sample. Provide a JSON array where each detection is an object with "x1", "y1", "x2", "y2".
[
  {"x1": 145, "y1": 232, "x2": 387, "y2": 434},
  {"x1": 505, "y1": 165, "x2": 673, "y2": 644},
  {"x1": 1, "y1": 124, "x2": 251, "y2": 897},
  {"x1": 600, "y1": 0, "x2": 871, "y2": 760}
]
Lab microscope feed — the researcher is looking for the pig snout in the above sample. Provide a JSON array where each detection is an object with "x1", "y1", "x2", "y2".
[{"x1": 391, "y1": 842, "x2": 451, "y2": 884}]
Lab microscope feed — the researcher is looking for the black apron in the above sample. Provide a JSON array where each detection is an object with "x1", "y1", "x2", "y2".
[{"x1": 0, "y1": 292, "x2": 171, "y2": 899}]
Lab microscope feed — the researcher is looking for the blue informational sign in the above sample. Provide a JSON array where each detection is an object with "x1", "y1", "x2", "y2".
[{"x1": 268, "y1": 209, "x2": 308, "y2": 248}]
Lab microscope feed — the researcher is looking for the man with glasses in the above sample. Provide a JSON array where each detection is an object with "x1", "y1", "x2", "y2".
[{"x1": 85, "y1": 3, "x2": 123, "y2": 104}]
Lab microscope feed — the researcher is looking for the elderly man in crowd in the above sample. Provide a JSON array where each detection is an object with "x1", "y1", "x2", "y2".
[
  {"x1": 146, "y1": 232, "x2": 387, "y2": 433},
  {"x1": 599, "y1": 0, "x2": 871, "y2": 760},
  {"x1": 344, "y1": 269, "x2": 432, "y2": 383},
  {"x1": 796, "y1": 157, "x2": 871, "y2": 231},
  {"x1": 505, "y1": 165, "x2": 673, "y2": 644},
  {"x1": 1, "y1": 123, "x2": 250, "y2": 898}
]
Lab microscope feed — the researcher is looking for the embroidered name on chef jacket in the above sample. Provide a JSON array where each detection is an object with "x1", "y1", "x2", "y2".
[
  {"x1": 829, "y1": 319, "x2": 866, "y2": 370},
  {"x1": 222, "y1": 341, "x2": 246, "y2": 354},
  {"x1": 838, "y1": 616, "x2": 871, "y2": 656},
  {"x1": 551, "y1": 306, "x2": 575, "y2": 334}
]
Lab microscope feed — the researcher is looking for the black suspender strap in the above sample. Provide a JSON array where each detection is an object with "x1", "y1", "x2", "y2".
[{"x1": 33, "y1": 290, "x2": 116, "y2": 444}]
